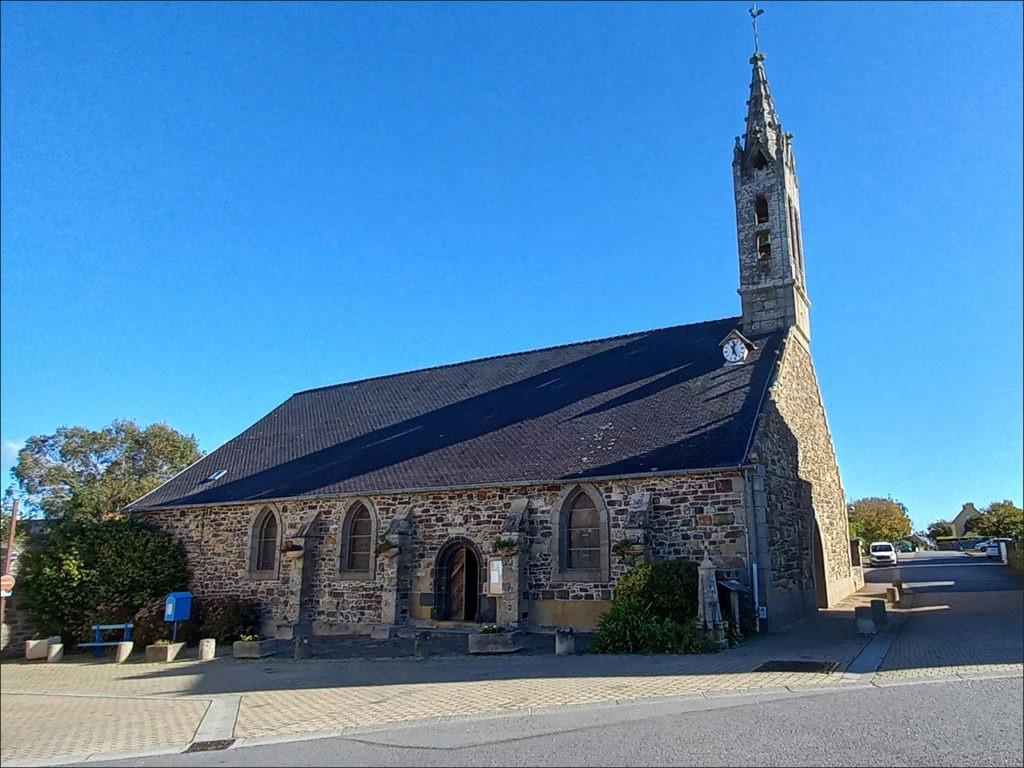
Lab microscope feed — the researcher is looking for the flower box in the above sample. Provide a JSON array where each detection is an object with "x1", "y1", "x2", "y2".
[
  {"x1": 468, "y1": 629, "x2": 524, "y2": 654},
  {"x1": 232, "y1": 639, "x2": 276, "y2": 658},
  {"x1": 145, "y1": 642, "x2": 185, "y2": 663}
]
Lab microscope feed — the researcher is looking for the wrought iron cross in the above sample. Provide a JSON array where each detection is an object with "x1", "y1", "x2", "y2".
[{"x1": 750, "y1": 3, "x2": 765, "y2": 52}]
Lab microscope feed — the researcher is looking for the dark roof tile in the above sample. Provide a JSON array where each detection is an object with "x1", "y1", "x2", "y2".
[{"x1": 129, "y1": 317, "x2": 783, "y2": 510}]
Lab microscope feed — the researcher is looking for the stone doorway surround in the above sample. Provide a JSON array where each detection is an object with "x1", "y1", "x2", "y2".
[{"x1": 431, "y1": 537, "x2": 485, "y2": 622}]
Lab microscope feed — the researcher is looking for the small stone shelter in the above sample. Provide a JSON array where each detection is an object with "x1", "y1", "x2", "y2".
[{"x1": 128, "y1": 50, "x2": 862, "y2": 636}]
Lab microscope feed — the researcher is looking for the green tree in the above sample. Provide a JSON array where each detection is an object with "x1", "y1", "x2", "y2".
[
  {"x1": 12, "y1": 420, "x2": 201, "y2": 520},
  {"x1": 18, "y1": 517, "x2": 187, "y2": 642},
  {"x1": 927, "y1": 519, "x2": 953, "y2": 538},
  {"x1": 969, "y1": 500, "x2": 1023, "y2": 540},
  {"x1": 848, "y1": 497, "x2": 912, "y2": 543}
]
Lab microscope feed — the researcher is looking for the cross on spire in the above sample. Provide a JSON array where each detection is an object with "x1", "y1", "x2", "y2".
[{"x1": 750, "y1": 3, "x2": 765, "y2": 53}]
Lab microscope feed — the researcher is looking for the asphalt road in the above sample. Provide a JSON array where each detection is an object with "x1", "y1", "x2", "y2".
[{"x1": 95, "y1": 677, "x2": 1023, "y2": 767}]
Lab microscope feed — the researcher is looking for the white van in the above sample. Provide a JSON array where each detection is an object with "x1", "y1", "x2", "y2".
[{"x1": 868, "y1": 541, "x2": 899, "y2": 567}]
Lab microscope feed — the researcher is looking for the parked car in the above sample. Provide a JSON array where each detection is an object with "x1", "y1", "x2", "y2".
[
  {"x1": 985, "y1": 538, "x2": 1012, "y2": 560},
  {"x1": 898, "y1": 542, "x2": 913, "y2": 553},
  {"x1": 869, "y1": 541, "x2": 899, "y2": 567},
  {"x1": 974, "y1": 539, "x2": 994, "y2": 551}
]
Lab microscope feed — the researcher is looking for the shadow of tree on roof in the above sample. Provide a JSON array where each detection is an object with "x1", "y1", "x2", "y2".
[{"x1": 149, "y1": 322, "x2": 782, "y2": 506}]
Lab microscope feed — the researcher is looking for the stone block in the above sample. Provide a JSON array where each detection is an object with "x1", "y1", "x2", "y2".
[
  {"x1": 855, "y1": 606, "x2": 876, "y2": 635},
  {"x1": 414, "y1": 631, "x2": 431, "y2": 659},
  {"x1": 468, "y1": 630, "x2": 524, "y2": 654},
  {"x1": 198, "y1": 638, "x2": 216, "y2": 661},
  {"x1": 371, "y1": 624, "x2": 397, "y2": 640},
  {"x1": 115, "y1": 641, "x2": 134, "y2": 663},
  {"x1": 232, "y1": 639, "x2": 276, "y2": 658},
  {"x1": 145, "y1": 642, "x2": 185, "y2": 662},
  {"x1": 555, "y1": 626, "x2": 575, "y2": 656},
  {"x1": 885, "y1": 586, "x2": 900, "y2": 604},
  {"x1": 24, "y1": 639, "x2": 49, "y2": 660},
  {"x1": 46, "y1": 643, "x2": 64, "y2": 663},
  {"x1": 870, "y1": 599, "x2": 887, "y2": 626}
]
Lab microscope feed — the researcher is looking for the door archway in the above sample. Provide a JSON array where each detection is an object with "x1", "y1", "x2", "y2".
[{"x1": 432, "y1": 538, "x2": 482, "y2": 621}]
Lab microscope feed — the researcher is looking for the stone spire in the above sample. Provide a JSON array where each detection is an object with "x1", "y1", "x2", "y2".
[
  {"x1": 732, "y1": 49, "x2": 811, "y2": 343},
  {"x1": 735, "y1": 52, "x2": 788, "y2": 178}
]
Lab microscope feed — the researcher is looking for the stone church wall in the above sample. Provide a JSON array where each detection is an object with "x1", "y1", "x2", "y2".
[
  {"x1": 752, "y1": 330, "x2": 860, "y2": 629},
  {"x1": 139, "y1": 470, "x2": 749, "y2": 635}
]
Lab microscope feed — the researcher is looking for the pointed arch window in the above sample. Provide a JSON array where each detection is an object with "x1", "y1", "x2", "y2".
[
  {"x1": 554, "y1": 485, "x2": 610, "y2": 582},
  {"x1": 754, "y1": 195, "x2": 769, "y2": 224},
  {"x1": 339, "y1": 500, "x2": 377, "y2": 579},
  {"x1": 250, "y1": 506, "x2": 280, "y2": 576},
  {"x1": 567, "y1": 492, "x2": 600, "y2": 570}
]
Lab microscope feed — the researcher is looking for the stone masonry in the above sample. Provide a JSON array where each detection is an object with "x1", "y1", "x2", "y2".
[
  {"x1": 749, "y1": 329, "x2": 861, "y2": 628},
  {"x1": 139, "y1": 471, "x2": 749, "y2": 636}
]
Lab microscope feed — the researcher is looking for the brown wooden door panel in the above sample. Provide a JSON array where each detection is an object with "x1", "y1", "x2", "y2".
[{"x1": 448, "y1": 547, "x2": 466, "y2": 620}]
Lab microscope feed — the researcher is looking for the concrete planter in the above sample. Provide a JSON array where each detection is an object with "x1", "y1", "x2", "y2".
[
  {"x1": 468, "y1": 630, "x2": 524, "y2": 654},
  {"x1": 115, "y1": 641, "x2": 133, "y2": 663},
  {"x1": 24, "y1": 639, "x2": 50, "y2": 660},
  {"x1": 233, "y1": 639, "x2": 276, "y2": 658},
  {"x1": 145, "y1": 642, "x2": 185, "y2": 662}
]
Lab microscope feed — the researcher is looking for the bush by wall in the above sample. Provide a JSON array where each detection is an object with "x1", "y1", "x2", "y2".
[
  {"x1": 590, "y1": 599, "x2": 699, "y2": 654},
  {"x1": 18, "y1": 517, "x2": 187, "y2": 644},
  {"x1": 592, "y1": 559, "x2": 703, "y2": 654}
]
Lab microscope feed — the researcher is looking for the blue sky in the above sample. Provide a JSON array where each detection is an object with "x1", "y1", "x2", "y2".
[{"x1": 1, "y1": 2, "x2": 1021, "y2": 530}]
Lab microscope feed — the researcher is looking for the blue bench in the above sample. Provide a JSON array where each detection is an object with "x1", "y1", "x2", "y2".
[{"x1": 78, "y1": 623, "x2": 134, "y2": 658}]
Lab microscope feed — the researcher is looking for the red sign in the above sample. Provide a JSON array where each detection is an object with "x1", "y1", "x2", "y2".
[{"x1": 0, "y1": 574, "x2": 15, "y2": 593}]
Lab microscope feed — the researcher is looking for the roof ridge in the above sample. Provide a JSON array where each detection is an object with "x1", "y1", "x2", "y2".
[{"x1": 293, "y1": 315, "x2": 741, "y2": 396}]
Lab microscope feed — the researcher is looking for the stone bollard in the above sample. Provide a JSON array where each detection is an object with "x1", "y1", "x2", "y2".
[
  {"x1": 555, "y1": 626, "x2": 576, "y2": 656},
  {"x1": 855, "y1": 606, "x2": 876, "y2": 635},
  {"x1": 870, "y1": 599, "x2": 887, "y2": 626},
  {"x1": 414, "y1": 632, "x2": 431, "y2": 659},
  {"x1": 24, "y1": 639, "x2": 50, "y2": 660},
  {"x1": 293, "y1": 635, "x2": 312, "y2": 659},
  {"x1": 199, "y1": 638, "x2": 216, "y2": 661},
  {"x1": 47, "y1": 643, "x2": 64, "y2": 663},
  {"x1": 115, "y1": 641, "x2": 133, "y2": 663},
  {"x1": 885, "y1": 585, "x2": 900, "y2": 604}
]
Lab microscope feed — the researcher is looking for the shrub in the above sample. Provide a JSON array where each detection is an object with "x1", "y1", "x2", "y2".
[
  {"x1": 590, "y1": 599, "x2": 699, "y2": 654},
  {"x1": 194, "y1": 595, "x2": 261, "y2": 644},
  {"x1": 19, "y1": 517, "x2": 187, "y2": 644},
  {"x1": 612, "y1": 559, "x2": 701, "y2": 623}
]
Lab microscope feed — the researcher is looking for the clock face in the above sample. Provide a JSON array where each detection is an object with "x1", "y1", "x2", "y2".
[{"x1": 723, "y1": 339, "x2": 748, "y2": 363}]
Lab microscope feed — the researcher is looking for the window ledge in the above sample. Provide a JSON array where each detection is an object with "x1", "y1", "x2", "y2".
[
  {"x1": 337, "y1": 570, "x2": 375, "y2": 582},
  {"x1": 249, "y1": 569, "x2": 279, "y2": 581}
]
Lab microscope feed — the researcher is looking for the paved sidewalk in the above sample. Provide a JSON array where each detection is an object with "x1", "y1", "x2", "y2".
[
  {"x1": 4, "y1": 564, "x2": 1020, "y2": 766},
  {"x1": 0, "y1": 597, "x2": 875, "y2": 765}
]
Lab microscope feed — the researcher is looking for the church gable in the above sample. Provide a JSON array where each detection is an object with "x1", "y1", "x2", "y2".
[{"x1": 129, "y1": 318, "x2": 785, "y2": 511}]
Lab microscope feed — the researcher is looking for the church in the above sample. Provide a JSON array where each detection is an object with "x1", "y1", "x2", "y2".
[{"x1": 128, "y1": 48, "x2": 862, "y2": 637}]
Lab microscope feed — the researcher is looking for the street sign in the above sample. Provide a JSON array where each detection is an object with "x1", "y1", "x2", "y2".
[
  {"x1": 0, "y1": 574, "x2": 14, "y2": 593},
  {"x1": 0, "y1": 591, "x2": 10, "y2": 598}
]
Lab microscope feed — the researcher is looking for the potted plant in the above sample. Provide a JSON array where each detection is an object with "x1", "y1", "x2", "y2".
[
  {"x1": 233, "y1": 633, "x2": 276, "y2": 658},
  {"x1": 145, "y1": 638, "x2": 186, "y2": 663},
  {"x1": 281, "y1": 541, "x2": 304, "y2": 560},
  {"x1": 375, "y1": 535, "x2": 400, "y2": 558},
  {"x1": 469, "y1": 624, "x2": 524, "y2": 654},
  {"x1": 491, "y1": 537, "x2": 518, "y2": 557},
  {"x1": 613, "y1": 537, "x2": 645, "y2": 563}
]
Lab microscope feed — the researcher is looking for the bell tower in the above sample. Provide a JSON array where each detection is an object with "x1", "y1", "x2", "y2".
[{"x1": 733, "y1": 50, "x2": 811, "y2": 343}]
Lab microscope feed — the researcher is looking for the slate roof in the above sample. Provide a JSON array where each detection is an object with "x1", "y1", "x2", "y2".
[{"x1": 128, "y1": 317, "x2": 785, "y2": 511}]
